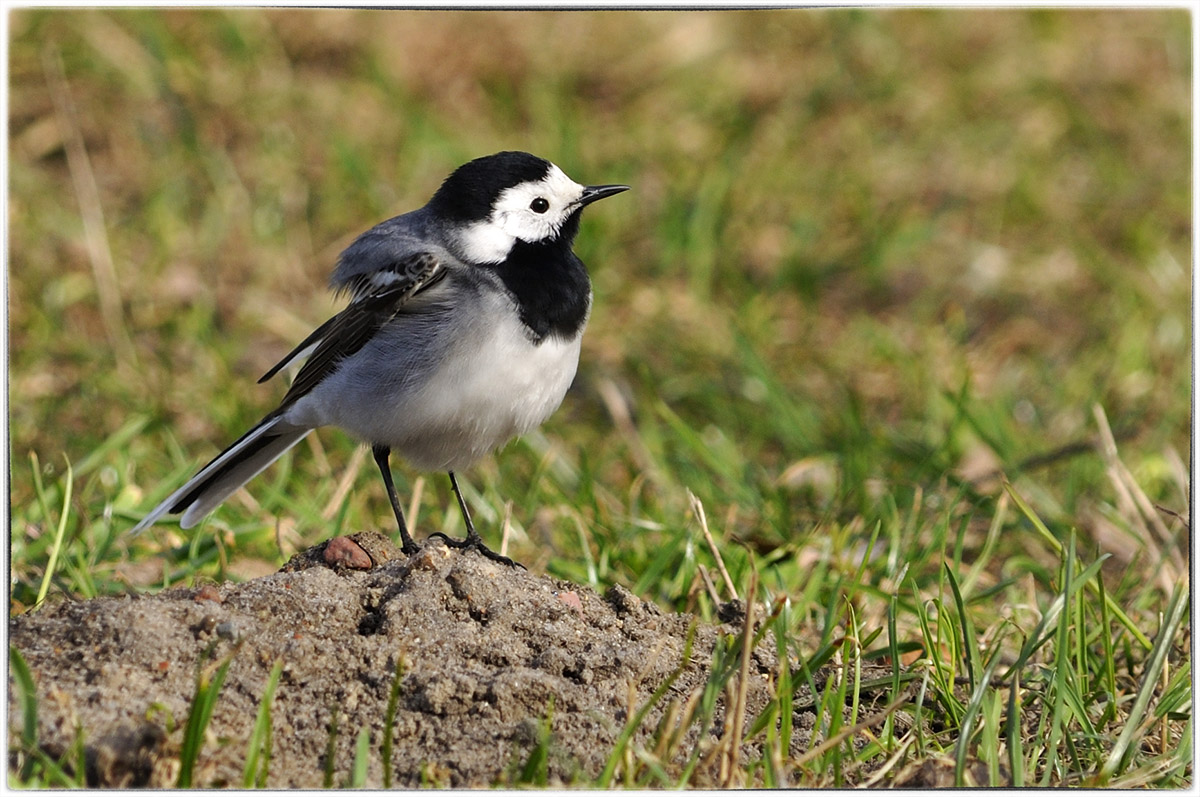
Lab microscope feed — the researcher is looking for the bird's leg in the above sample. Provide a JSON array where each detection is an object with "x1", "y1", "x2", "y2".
[
  {"x1": 371, "y1": 445, "x2": 420, "y2": 556},
  {"x1": 427, "y1": 471, "x2": 523, "y2": 568}
]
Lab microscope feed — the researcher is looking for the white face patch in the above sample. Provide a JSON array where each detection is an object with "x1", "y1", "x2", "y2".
[{"x1": 453, "y1": 163, "x2": 586, "y2": 264}]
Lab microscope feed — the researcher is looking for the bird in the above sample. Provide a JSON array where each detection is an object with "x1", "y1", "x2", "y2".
[{"x1": 132, "y1": 151, "x2": 629, "y2": 567}]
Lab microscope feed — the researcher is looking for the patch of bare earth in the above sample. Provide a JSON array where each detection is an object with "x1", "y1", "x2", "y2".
[{"x1": 8, "y1": 533, "x2": 826, "y2": 787}]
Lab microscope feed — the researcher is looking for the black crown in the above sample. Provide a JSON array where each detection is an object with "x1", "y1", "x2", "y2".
[{"x1": 428, "y1": 151, "x2": 553, "y2": 222}]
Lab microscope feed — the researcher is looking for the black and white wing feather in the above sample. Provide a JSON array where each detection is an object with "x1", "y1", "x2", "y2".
[
  {"x1": 271, "y1": 251, "x2": 446, "y2": 410},
  {"x1": 258, "y1": 250, "x2": 445, "y2": 387}
]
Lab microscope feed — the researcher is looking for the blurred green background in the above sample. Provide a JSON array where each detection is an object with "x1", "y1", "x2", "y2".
[
  {"x1": 9, "y1": 8, "x2": 1189, "y2": 596},
  {"x1": 7, "y1": 8, "x2": 1193, "y2": 786}
]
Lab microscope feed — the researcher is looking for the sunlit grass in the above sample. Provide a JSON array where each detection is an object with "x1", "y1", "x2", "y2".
[{"x1": 8, "y1": 6, "x2": 1190, "y2": 788}]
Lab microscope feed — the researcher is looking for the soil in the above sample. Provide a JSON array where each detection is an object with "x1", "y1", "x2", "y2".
[{"x1": 7, "y1": 533, "x2": 831, "y2": 788}]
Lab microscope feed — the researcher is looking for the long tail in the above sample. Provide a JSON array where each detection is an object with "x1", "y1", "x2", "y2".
[{"x1": 131, "y1": 416, "x2": 311, "y2": 534}]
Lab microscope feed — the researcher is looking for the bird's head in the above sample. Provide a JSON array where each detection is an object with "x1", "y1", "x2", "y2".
[{"x1": 429, "y1": 151, "x2": 628, "y2": 264}]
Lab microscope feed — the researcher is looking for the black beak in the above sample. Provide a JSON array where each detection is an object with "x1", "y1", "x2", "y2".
[{"x1": 579, "y1": 184, "x2": 631, "y2": 206}]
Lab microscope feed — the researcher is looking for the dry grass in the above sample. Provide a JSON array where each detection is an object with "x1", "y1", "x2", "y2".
[{"x1": 9, "y1": 8, "x2": 1191, "y2": 787}]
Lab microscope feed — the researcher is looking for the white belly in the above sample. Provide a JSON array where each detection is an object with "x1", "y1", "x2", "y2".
[
  {"x1": 288, "y1": 304, "x2": 583, "y2": 472},
  {"x1": 389, "y1": 320, "x2": 582, "y2": 470}
]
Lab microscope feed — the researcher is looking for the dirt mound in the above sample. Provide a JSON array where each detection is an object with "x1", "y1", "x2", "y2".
[{"x1": 8, "y1": 534, "x2": 791, "y2": 787}]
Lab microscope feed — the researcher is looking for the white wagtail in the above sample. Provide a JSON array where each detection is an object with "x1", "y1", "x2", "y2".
[{"x1": 132, "y1": 151, "x2": 629, "y2": 567}]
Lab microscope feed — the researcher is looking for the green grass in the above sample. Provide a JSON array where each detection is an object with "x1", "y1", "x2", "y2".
[
  {"x1": 8, "y1": 7, "x2": 1191, "y2": 788},
  {"x1": 177, "y1": 642, "x2": 238, "y2": 788},
  {"x1": 379, "y1": 653, "x2": 408, "y2": 789},
  {"x1": 8, "y1": 646, "x2": 88, "y2": 788},
  {"x1": 241, "y1": 658, "x2": 283, "y2": 788}
]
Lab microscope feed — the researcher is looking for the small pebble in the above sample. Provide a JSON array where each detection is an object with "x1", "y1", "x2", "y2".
[
  {"x1": 324, "y1": 536, "x2": 373, "y2": 570},
  {"x1": 193, "y1": 584, "x2": 222, "y2": 603},
  {"x1": 193, "y1": 615, "x2": 217, "y2": 639},
  {"x1": 558, "y1": 590, "x2": 585, "y2": 617},
  {"x1": 412, "y1": 543, "x2": 450, "y2": 570}
]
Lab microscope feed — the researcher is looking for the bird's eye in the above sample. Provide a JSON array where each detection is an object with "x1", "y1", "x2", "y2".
[{"x1": 529, "y1": 197, "x2": 550, "y2": 214}]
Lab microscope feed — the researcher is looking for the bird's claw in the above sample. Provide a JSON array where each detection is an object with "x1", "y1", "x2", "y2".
[{"x1": 426, "y1": 531, "x2": 525, "y2": 569}]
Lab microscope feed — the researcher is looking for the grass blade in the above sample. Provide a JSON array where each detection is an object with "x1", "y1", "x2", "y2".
[
  {"x1": 1096, "y1": 571, "x2": 1119, "y2": 726},
  {"x1": 323, "y1": 704, "x2": 340, "y2": 789},
  {"x1": 1039, "y1": 531, "x2": 1076, "y2": 786},
  {"x1": 516, "y1": 698, "x2": 554, "y2": 786},
  {"x1": 29, "y1": 453, "x2": 74, "y2": 607},
  {"x1": 349, "y1": 727, "x2": 370, "y2": 787},
  {"x1": 944, "y1": 561, "x2": 979, "y2": 693},
  {"x1": 776, "y1": 598, "x2": 794, "y2": 763},
  {"x1": 1098, "y1": 582, "x2": 1189, "y2": 781},
  {"x1": 381, "y1": 653, "x2": 408, "y2": 789},
  {"x1": 953, "y1": 638, "x2": 1008, "y2": 785},
  {"x1": 1005, "y1": 482, "x2": 1151, "y2": 650},
  {"x1": 178, "y1": 644, "x2": 238, "y2": 787},
  {"x1": 599, "y1": 622, "x2": 697, "y2": 787},
  {"x1": 10, "y1": 646, "x2": 40, "y2": 781},
  {"x1": 241, "y1": 658, "x2": 283, "y2": 787},
  {"x1": 1001, "y1": 540, "x2": 1106, "y2": 790},
  {"x1": 1003, "y1": 554, "x2": 1110, "y2": 682}
]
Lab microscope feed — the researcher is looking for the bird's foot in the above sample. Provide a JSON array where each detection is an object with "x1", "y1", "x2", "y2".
[
  {"x1": 396, "y1": 531, "x2": 422, "y2": 557},
  {"x1": 426, "y1": 531, "x2": 525, "y2": 569}
]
